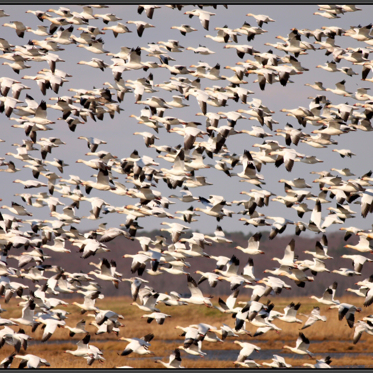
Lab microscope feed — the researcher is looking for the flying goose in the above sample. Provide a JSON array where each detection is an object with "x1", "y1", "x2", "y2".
[
  {"x1": 234, "y1": 341, "x2": 261, "y2": 362},
  {"x1": 300, "y1": 307, "x2": 327, "y2": 330},
  {"x1": 329, "y1": 303, "x2": 361, "y2": 328},
  {"x1": 178, "y1": 275, "x2": 213, "y2": 307},
  {"x1": 14, "y1": 354, "x2": 50, "y2": 369},
  {"x1": 64, "y1": 320, "x2": 87, "y2": 337},
  {"x1": 126, "y1": 20, "x2": 154, "y2": 37},
  {"x1": 119, "y1": 333, "x2": 154, "y2": 356},
  {"x1": 262, "y1": 355, "x2": 292, "y2": 368},
  {"x1": 310, "y1": 281, "x2": 340, "y2": 305},
  {"x1": 184, "y1": 9, "x2": 215, "y2": 30},
  {"x1": 283, "y1": 332, "x2": 313, "y2": 357},
  {"x1": 155, "y1": 348, "x2": 184, "y2": 368}
]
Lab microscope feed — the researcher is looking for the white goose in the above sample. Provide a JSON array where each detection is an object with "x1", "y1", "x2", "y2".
[
  {"x1": 64, "y1": 319, "x2": 87, "y2": 337},
  {"x1": 88, "y1": 258, "x2": 120, "y2": 288},
  {"x1": 184, "y1": 9, "x2": 215, "y2": 30},
  {"x1": 3, "y1": 21, "x2": 26, "y2": 38},
  {"x1": 14, "y1": 354, "x2": 50, "y2": 369},
  {"x1": 300, "y1": 306, "x2": 327, "y2": 330},
  {"x1": 234, "y1": 341, "x2": 261, "y2": 362},
  {"x1": 310, "y1": 282, "x2": 340, "y2": 305},
  {"x1": 283, "y1": 332, "x2": 313, "y2": 357},
  {"x1": 235, "y1": 232, "x2": 263, "y2": 255},
  {"x1": 262, "y1": 355, "x2": 292, "y2": 368},
  {"x1": 329, "y1": 303, "x2": 361, "y2": 328},
  {"x1": 34, "y1": 316, "x2": 65, "y2": 342},
  {"x1": 126, "y1": 20, "x2": 154, "y2": 37},
  {"x1": 155, "y1": 348, "x2": 184, "y2": 368},
  {"x1": 178, "y1": 340, "x2": 206, "y2": 357},
  {"x1": 9, "y1": 299, "x2": 37, "y2": 327},
  {"x1": 119, "y1": 333, "x2": 154, "y2": 356},
  {"x1": 178, "y1": 275, "x2": 213, "y2": 307}
]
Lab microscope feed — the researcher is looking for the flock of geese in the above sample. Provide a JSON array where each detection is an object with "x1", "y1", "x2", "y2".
[{"x1": 0, "y1": 2, "x2": 373, "y2": 369}]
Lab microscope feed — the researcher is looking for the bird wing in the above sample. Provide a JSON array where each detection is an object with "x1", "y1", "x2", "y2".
[
  {"x1": 273, "y1": 355, "x2": 287, "y2": 364},
  {"x1": 143, "y1": 293, "x2": 159, "y2": 308},
  {"x1": 314, "y1": 241, "x2": 325, "y2": 256},
  {"x1": 169, "y1": 348, "x2": 181, "y2": 367},
  {"x1": 34, "y1": 101, "x2": 47, "y2": 119},
  {"x1": 296, "y1": 332, "x2": 309, "y2": 350},
  {"x1": 187, "y1": 275, "x2": 204, "y2": 298},
  {"x1": 141, "y1": 333, "x2": 154, "y2": 343},
  {"x1": 245, "y1": 232, "x2": 259, "y2": 250},
  {"x1": 286, "y1": 302, "x2": 301, "y2": 317},
  {"x1": 310, "y1": 199, "x2": 322, "y2": 229},
  {"x1": 359, "y1": 235, "x2": 373, "y2": 249},
  {"x1": 100, "y1": 258, "x2": 112, "y2": 276},
  {"x1": 42, "y1": 320, "x2": 58, "y2": 342},
  {"x1": 338, "y1": 304, "x2": 349, "y2": 320},
  {"x1": 225, "y1": 255, "x2": 239, "y2": 275},
  {"x1": 76, "y1": 333, "x2": 90, "y2": 349},
  {"x1": 310, "y1": 307, "x2": 321, "y2": 318},
  {"x1": 345, "y1": 308, "x2": 356, "y2": 328},
  {"x1": 314, "y1": 257, "x2": 327, "y2": 269},
  {"x1": 354, "y1": 261, "x2": 363, "y2": 273},
  {"x1": 283, "y1": 239, "x2": 295, "y2": 261},
  {"x1": 210, "y1": 201, "x2": 225, "y2": 214},
  {"x1": 26, "y1": 356, "x2": 41, "y2": 369},
  {"x1": 301, "y1": 315, "x2": 317, "y2": 330},
  {"x1": 62, "y1": 206, "x2": 75, "y2": 218},
  {"x1": 364, "y1": 288, "x2": 373, "y2": 307},
  {"x1": 198, "y1": 11, "x2": 210, "y2": 30},
  {"x1": 199, "y1": 196, "x2": 213, "y2": 209},
  {"x1": 130, "y1": 279, "x2": 142, "y2": 301},
  {"x1": 173, "y1": 148, "x2": 185, "y2": 171},
  {"x1": 242, "y1": 258, "x2": 255, "y2": 278},
  {"x1": 96, "y1": 169, "x2": 110, "y2": 186},
  {"x1": 121, "y1": 340, "x2": 138, "y2": 355},
  {"x1": 22, "y1": 302, "x2": 34, "y2": 321},
  {"x1": 76, "y1": 320, "x2": 86, "y2": 330},
  {"x1": 353, "y1": 322, "x2": 366, "y2": 344}
]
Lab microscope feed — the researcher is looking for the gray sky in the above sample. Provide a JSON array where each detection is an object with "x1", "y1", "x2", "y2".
[{"x1": 1, "y1": 4, "x2": 373, "y2": 236}]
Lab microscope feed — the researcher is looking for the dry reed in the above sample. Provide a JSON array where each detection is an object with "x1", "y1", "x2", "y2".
[{"x1": 2, "y1": 294, "x2": 373, "y2": 368}]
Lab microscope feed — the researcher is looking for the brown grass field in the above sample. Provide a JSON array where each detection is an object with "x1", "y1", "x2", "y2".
[{"x1": 2, "y1": 294, "x2": 373, "y2": 368}]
